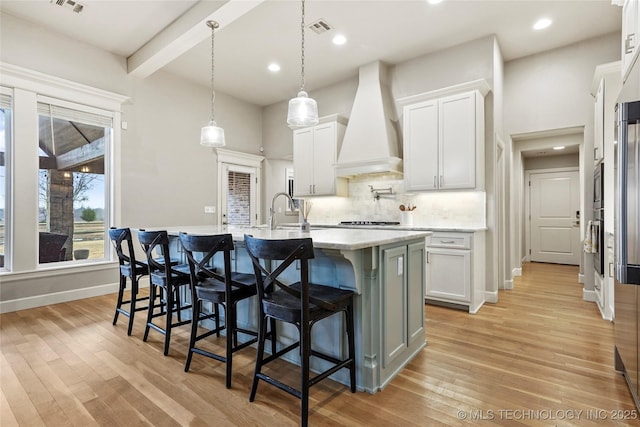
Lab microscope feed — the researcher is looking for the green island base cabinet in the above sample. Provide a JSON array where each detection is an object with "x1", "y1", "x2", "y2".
[
  {"x1": 161, "y1": 226, "x2": 429, "y2": 394},
  {"x1": 425, "y1": 231, "x2": 486, "y2": 314}
]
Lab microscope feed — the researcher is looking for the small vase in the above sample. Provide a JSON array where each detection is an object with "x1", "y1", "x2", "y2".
[{"x1": 400, "y1": 211, "x2": 414, "y2": 226}]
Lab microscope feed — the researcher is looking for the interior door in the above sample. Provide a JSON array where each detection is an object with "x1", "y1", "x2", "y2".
[
  {"x1": 221, "y1": 163, "x2": 258, "y2": 226},
  {"x1": 529, "y1": 170, "x2": 580, "y2": 265}
]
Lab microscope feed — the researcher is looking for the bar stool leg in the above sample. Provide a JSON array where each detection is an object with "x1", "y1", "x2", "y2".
[{"x1": 113, "y1": 275, "x2": 126, "y2": 325}]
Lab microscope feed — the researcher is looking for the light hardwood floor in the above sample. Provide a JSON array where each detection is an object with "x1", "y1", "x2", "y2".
[{"x1": 1, "y1": 262, "x2": 638, "y2": 426}]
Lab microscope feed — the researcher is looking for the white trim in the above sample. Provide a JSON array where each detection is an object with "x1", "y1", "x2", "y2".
[
  {"x1": 583, "y1": 288, "x2": 597, "y2": 302},
  {"x1": 591, "y1": 61, "x2": 621, "y2": 96},
  {"x1": 503, "y1": 279, "x2": 514, "y2": 290},
  {"x1": 0, "y1": 62, "x2": 128, "y2": 111},
  {"x1": 512, "y1": 126, "x2": 583, "y2": 142},
  {"x1": 512, "y1": 267, "x2": 522, "y2": 277},
  {"x1": 485, "y1": 290, "x2": 498, "y2": 303},
  {"x1": 215, "y1": 148, "x2": 264, "y2": 168},
  {"x1": 578, "y1": 273, "x2": 585, "y2": 284},
  {"x1": 396, "y1": 79, "x2": 491, "y2": 108},
  {"x1": 0, "y1": 282, "x2": 118, "y2": 314}
]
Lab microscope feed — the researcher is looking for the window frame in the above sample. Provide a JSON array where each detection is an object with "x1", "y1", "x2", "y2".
[{"x1": 0, "y1": 62, "x2": 128, "y2": 274}]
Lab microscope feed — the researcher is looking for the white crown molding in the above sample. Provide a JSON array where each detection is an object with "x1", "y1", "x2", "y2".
[
  {"x1": 0, "y1": 62, "x2": 128, "y2": 111},
  {"x1": 395, "y1": 79, "x2": 491, "y2": 109}
]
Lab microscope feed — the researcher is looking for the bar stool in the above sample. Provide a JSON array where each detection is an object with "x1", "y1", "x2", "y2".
[
  {"x1": 244, "y1": 235, "x2": 356, "y2": 427},
  {"x1": 179, "y1": 232, "x2": 260, "y2": 388},
  {"x1": 109, "y1": 227, "x2": 150, "y2": 336},
  {"x1": 138, "y1": 230, "x2": 192, "y2": 356}
]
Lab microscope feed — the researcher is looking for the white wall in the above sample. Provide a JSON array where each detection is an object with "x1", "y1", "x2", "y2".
[
  {"x1": 504, "y1": 33, "x2": 620, "y2": 290},
  {"x1": 0, "y1": 13, "x2": 263, "y2": 306},
  {"x1": 524, "y1": 153, "x2": 579, "y2": 170}
]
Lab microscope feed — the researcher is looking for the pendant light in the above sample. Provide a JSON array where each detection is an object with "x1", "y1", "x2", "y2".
[
  {"x1": 286, "y1": 0, "x2": 319, "y2": 129},
  {"x1": 200, "y1": 20, "x2": 225, "y2": 147}
]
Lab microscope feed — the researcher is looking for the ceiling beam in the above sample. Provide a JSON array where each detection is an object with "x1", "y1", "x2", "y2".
[
  {"x1": 127, "y1": 0, "x2": 266, "y2": 79},
  {"x1": 56, "y1": 139, "x2": 105, "y2": 170}
]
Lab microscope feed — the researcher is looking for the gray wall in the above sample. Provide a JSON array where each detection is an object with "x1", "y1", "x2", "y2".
[
  {"x1": 504, "y1": 32, "x2": 620, "y2": 290},
  {"x1": 0, "y1": 13, "x2": 263, "y2": 306}
]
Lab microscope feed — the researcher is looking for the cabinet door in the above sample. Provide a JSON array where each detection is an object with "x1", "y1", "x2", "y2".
[
  {"x1": 426, "y1": 248, "x2": 471, "y2": 302},
  {"x1": 594, "y1": 78, "x2": 604, "y2": 164},
  {"x1": 407, "y1": 242, "x2": 425, "y2": 344},
  {"x1": 404, "y1": 100, "x2": 439, "y2": 191},
  {"x1": 311, "y1": 122, "x2": 337, "y2": 195},
  {"x1": 381, "y1": 245, "x2": 407, "y2": 367},
  {"x1": 292, "y1": 128, "x2": 314, "y2": 196},
  {"x1": 439, "y1": 92, "x2": 476, "y2": 189}
]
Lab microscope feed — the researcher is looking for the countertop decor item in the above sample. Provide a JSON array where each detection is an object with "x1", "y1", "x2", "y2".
[
  {"x1": 301, "y1": 200, "x2": 312, "y2": 231},
  {"x1": 286, "y1": 0, "x2": 319, "y2": 129},
  {"x1": 200, "y1": 20, "x2": 225, "y2": 147}
]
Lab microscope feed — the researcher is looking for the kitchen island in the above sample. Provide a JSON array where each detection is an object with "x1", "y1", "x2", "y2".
[{"x1": 156, "y1": 225, "x2": 430, "y2": 393}]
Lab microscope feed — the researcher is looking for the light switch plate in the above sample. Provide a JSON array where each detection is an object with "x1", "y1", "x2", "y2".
[{"x1": 204, "y1": 206, "x2": 216, "y2": 214}]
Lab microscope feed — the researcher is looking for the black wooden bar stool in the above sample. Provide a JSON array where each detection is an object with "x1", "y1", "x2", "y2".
[
  {"x1": 244, "y1": 234, "x2": 356, "y2": 427},
  {"x1": 109, "y1": 227, "x2": 150, "y2": 335},
  {"x1": 179, "y1": 232, "x2": 261, "y2": 388},
  {"x1": 138, "y1": 230, "x2": 192, "y2": 356}
]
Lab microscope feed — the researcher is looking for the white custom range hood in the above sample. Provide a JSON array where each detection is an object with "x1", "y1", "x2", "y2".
[{"x1": 336, "y1": 61, "x2": 402, "y2": 177}]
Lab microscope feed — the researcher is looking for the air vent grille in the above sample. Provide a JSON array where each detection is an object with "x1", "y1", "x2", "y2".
[
  {"x1": 50, "y1": 0, "x2": 85, "y2": 13},
  {"x1": 308, "y1": 19, "x2": 332, "y2": 34}
]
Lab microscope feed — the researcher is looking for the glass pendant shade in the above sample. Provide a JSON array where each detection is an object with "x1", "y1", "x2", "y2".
[
  {"x1": 200, "y1": 120, "x2": 225, "y2": 147},
  {"x1": 287, "y1": 90, "x2": 319, "y2": 128}
]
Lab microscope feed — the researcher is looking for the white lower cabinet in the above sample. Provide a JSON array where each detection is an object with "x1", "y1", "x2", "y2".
[{"x1": 425, "y1": 231, "x2": 485, "y2": 314}]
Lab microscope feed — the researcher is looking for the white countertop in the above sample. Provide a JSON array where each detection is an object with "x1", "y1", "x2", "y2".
[{"x1": 155, "y1": 225, "x2": 430, "y2": 251}]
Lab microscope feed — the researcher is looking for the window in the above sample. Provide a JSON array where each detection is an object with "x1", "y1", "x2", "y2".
[
  {"x1": 0, "y1": 90, "x2": 11, "y2": 270},
  {"x1": 37, "y1": 99, "x2": 112, "y2": 264}
]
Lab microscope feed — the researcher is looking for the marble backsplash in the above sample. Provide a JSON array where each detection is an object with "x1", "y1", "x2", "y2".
[{"x1": 301, "y1": 174, "x2": 486, "y2": 228}]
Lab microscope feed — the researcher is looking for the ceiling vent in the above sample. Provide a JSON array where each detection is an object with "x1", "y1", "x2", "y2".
[
  {"x1": 50, "y1": 0, "x2": 84, "y2": 14},
  {"x1": 308, "y1": 19, "x2": 332, "y2": 34}
]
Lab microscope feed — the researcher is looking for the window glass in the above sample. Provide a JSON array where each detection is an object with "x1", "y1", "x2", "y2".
[
  {"x1": 37, "y1": 101, "x2": 111, "y2": 264},
  {"x1": 0, "y1": 92, "x2": 11, "y2": 269}
]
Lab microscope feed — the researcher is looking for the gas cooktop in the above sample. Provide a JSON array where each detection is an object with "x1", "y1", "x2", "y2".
[{"x1": 339, "y1": 221, "x2": 400, "y2": 226}]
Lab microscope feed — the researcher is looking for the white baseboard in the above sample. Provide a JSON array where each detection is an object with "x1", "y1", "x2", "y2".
[
  {"x1": 512, "y1": 267, "x2": 522, "y2": 277},
  {"x1": 0, "y1": 282, "x2": 119, "y2": 314},
  {"x1": 583, "y1": 289, "x2": 596, "y2": 302},
  {"x1": 578, "y1": 273, "x2": 585, "y2": 284},
  {"x1": 485, "y1": 291, "x2": 498, "y2": 303},
  {"x1": 503, "y1": 279, "x2": 514, "y2": 290}
]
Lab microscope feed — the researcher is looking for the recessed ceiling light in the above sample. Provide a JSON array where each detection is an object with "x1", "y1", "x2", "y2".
[
  {"x1": 268, "y1": 63, "x2": 281, "y2": 72},
  {"x1": 332, "y1": 34, "x2": 347, "y2": 45},
  {"x1": 533, "y1": 18, "x2": 552, "y2": 30},
  {"x1": 427, "y1": 0, "x2": 444, "y2": 4},
  {"x1": 553, "y1": 146, "x2": 565, "y2": 150}
]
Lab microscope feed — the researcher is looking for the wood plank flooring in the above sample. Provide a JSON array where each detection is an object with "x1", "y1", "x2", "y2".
[{"x1": 1, "y1": 262, "x2": 638, "y2": 426}]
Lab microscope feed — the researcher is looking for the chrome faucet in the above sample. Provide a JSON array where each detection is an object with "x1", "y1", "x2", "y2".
[{"x1": 269, "y1": 192, "x2": 295, "y2": 230}]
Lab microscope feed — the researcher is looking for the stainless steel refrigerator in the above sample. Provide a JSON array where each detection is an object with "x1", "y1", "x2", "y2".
[{"x1": 614, "y1": 100, "x2": 640, "y2": 411}]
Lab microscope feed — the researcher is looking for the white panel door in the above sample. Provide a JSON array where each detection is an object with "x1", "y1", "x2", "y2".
[
  {"x1": 404, "y1": 100, "x2": 438, "y2": 191},
  {"x1": 292, "y1": 127, "x2": 314, "y2": 196},
  {"x1": 311, "y1": 122, "x2": 336, "y2": 195},
  {"x1": 530, "y1": 170, "x2": 580, "y2": 265},
  {"x1": 439, "y1": 91, "x2": 476, "y2": 189}
]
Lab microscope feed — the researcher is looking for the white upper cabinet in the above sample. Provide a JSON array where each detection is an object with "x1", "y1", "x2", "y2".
[
  {"x1": 593, "y1": 78, "x2": 605, "y2": 164},
  {"x1": 293, "y1": 115, "x2": 348, "y2": 197},
  {"x1": 622, "y1": 0, "x2": 640, "y2": 82},
  {"x1": 398, "y1": 80, "x2": 489, "y2": 192}
]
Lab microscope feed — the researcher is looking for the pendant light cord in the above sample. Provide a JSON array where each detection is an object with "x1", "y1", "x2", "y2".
[
  {"x1": 207, "y1": 20, "x2": 219, "y2": 123},
  {"x1": 300, "y1": 0, "x2": 306, "y2": 92}
]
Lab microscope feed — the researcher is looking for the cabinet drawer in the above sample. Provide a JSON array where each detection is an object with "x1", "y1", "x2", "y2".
[{"x1": 427, "y1": 233, "x2": 471, "y2": 249}]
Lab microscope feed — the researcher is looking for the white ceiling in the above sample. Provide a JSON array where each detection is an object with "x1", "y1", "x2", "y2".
[{"x1": 0, "y1": 0, "x2": 622, "y2": 107}]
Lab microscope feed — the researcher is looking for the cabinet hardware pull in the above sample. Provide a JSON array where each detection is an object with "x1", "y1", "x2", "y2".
[
  {"x1": 426, "y1": 252, "x2": 429, "y2": 263},
  {"x1": 313, "y1": 184, "x2": 315, "y2": 194},
  {"x1": 440, "y1": 175, "x2": 443, "y2": 187},
  {"x1": 440, "y1": 240, "x2": 455, "y2": 244},
  {"x1": 433, "y1": 176, "x2": 437, "y2": 188}
]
